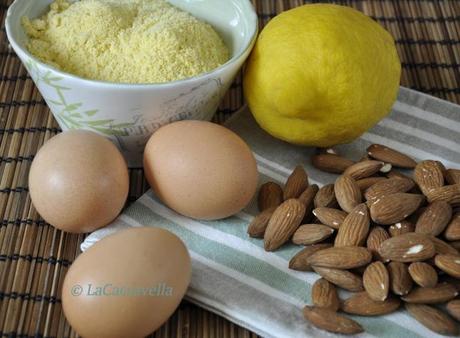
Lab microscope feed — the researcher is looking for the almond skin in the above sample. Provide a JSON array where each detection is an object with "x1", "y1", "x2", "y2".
[
  {"x1": 284, "y1": 165, "x2": 309, "y2": 200},
  {"x1": 356, "y1": 177, "x2": 387, "y2": 192},
  {"x1": 364, "y1": 177, "x2": 415, "y2": 202},
  {"x1": 387, "y1": 169, "x2": 414, "y2": 181},
  {"x1": 258, "y1": 182, "x2": 283, "y2": 211},
  {"x1": 378, "y1": 233, "x2": 435, "y2": 262},
  {"x1": 366, "y1": 226, "x2": 390, "y2": 261},
  {"x1": 363, "y1": 261, "x2": 389, "y2": 301},
  {"x1": 414, "y1": 160, "x2": 445, "y2": 196},
  {"x1": 292, "y1": 224, "x2": 334, "y2": 245},
  {"x1": 311, "y1": 154, "x2": 355, "y2": 174},
  {"x1": 334, "y1": 203, "x2": 370, "y2": 247},
  {"x1": 402, "y1": 283, "x2": 458, "y2": 304},
  {"x1": 313, "y1": 266, "x2": 364, "y2": 292},
  {"x1": 446, "y1": 299, "x2": 460, "y2": 321},
  {"x1": 388, "y1": 262, "x2": 413, "y2": 296},
  {"x1": 415, "y1": 201, "x2": 452, "y2": 236},
  {"x1": 334, "y1": 175, "x2": 362, "y2": 213},
  {"x1": 312, "y1": 207, "x2": 347, "y2": 230},
  {"x1": 445, "y1": 169, "x2": 460, "y2": 185},
  {"x1": 302, "y1": 306, "x2": 363, "y2": 335},
  {"x1": 408, "y1": 262, "x2": 438, "y2": 288},
  {"x1": 298, "y1": 184, "x2": 319, "y2": 209},
  {"x1": 343, "y1": 160, "x2": 384, "y2": 180},
  {"x1": 367, "y1": 144, "x2": 417, "y2": 169},
  {"x1": 430, "y1": 236, "x2": 459, "y2": 255},
  {"x1": 311, "y1": 278, "x2": 340, "y2": 311},
  {"x1": 247, "y1": 207, "x2": 276, "y2": 238},
  {"x1": 341, "y1": 292, "x2": 401, "y2": 316},
  {"x1": 405, "y1": 303, "x2": 459, "y2": 336},
  {"x1": 307, "y1": 246, "x2": 372, "y2": 269},
  {"x1": 426, "y1": 184, "x2": 460, "y2": 207},
  {"x1": 445, "y1": 212, "x2": 460, "y2": 241},
  {"x1": 370, "y1": 193, "x2": 424, "y2": 225},
  {"x1": 288, "y1": 244, "x2": 332, "y2": 271},
  {"x1": 264, "y1": 199, "x2": 306, "y2": 251},
  {"x1": 389, "y1": 220, "x2": 415, "y2": 237},
  {"x1": 434, "y1": 254, "x2": 460, "y2": 279},
  {"x1": 299, "y1": 184, "x2": 319, "y2": 223},
  {"x1": 314, "y1": 184, "x2": 337, "y2": 208}
]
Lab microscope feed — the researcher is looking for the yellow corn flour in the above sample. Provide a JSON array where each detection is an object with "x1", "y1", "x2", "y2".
[{"x1": 22, "y1": 0, "x2": 229, "y2": 83}]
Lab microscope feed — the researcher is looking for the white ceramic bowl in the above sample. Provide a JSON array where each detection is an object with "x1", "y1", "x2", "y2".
[{"x1": 6, "y1": 0, "x2": 258, "y2": 167}]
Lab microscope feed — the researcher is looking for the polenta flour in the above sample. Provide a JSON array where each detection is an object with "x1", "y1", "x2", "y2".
[{"x1": 22, "y1": 0, "x2": 229, "y2": 83}]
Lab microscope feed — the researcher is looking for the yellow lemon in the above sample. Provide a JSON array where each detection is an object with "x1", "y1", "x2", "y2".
[{"x1": 243, "y1": 4, "x2": 401, "y2": 147}]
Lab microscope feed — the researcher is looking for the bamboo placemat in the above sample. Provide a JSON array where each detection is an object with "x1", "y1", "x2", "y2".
[{"x1": 0, "y1": 0, "x2": 459, "y2": 337}]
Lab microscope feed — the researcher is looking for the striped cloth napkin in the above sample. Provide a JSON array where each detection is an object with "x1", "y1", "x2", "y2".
[{"x1": 82, "y1": 87, "x2": 460, "y2": 338}]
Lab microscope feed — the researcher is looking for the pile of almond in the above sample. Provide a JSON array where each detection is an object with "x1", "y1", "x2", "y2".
[{"x1": 248, "y1": 144, "x2": 460, "y2": 335}]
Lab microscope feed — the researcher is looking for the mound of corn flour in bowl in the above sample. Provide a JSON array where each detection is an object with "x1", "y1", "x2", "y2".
[{"x1": 22, "y1": 0, "x2": 229, "y2": 83}]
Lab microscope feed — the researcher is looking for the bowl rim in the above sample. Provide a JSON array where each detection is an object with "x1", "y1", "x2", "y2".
[{"x1": 5, "y1": 0, "x2": 258, "y2": 89}]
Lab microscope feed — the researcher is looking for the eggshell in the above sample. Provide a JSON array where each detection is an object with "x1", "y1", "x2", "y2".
[
  {"x1": 29, "y1": 130, "x2": 129, "y2": 233},
  {"x1": 62, "y1": 227, "x2": 191, "y2": 338},
  {"x1": 143, "y1": 120, "x2": 258, "y2": 220}
]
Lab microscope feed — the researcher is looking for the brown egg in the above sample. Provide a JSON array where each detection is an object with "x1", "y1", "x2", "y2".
[
  {"x1": 143, "y1": 120, "x2": 258, "y2": 220},
  {"x1": 29, "y1": 130, "x2": 129, "y2": 233},
  {"x1": 62, "y1": 227, "x2": 191, "y2": 338}
]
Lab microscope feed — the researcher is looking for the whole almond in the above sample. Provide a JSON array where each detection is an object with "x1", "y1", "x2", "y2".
[
  {"x1": 430, "y1": 236, "x2": 459, "y2": 255},
  {"x1": 445, "y1": 212, "x2": 460, "y2": 241},
  {"x1": 450, "y1": 241, "x2": 460, "y2": 251},
  {"x1": 308, "y1": 246, "x2": 372, "y2": 269},
  {"x1": 378, "y1": 233, "x2": 435, "y2": 262},
  {"x1": 341, "y1": 292, "x2": 401, "y2": 316},
  {"x1": 388, "y1": 261, "x2": 413, "y2": 296},
  {"x1": 334, "y1": 204, "x2": 370, "y2": 247},
  {"x1": 313, "y1": 266, "x2": 364, "y2": 292},
  {"x1": 415, "y1": 201, "x2": 452, "y2": 236},
  {"x1": 387, "y1": 169, "x2": 414, "y2": 181},
  {"x1": 343, "y1": 160, "x2": 384, "y2": 180},
  {"x1": 364, "y1": 177, "x2": 415, "y2": 202},
  {"x1": 258, "y1": 182, "x2": 283, "y2": 211},
  {"x1": 434, "y1": 254, "x2": 460, "y2": 279},
  {"x1": 264, "y1": 199, "x2": 306, "y2": 251},
  {"x1": 292, "y1": 224, "x2": 334, "y2": 245},
  {"x1": 314, "y1": 184, "x2": 337, "y2": 208},
  {"x1": 284, "y1": 165, "x2": 309, "y2": 200},
  {"x1": 445, "y1": 169, "x2": 460, "y2": 185},
  {"x1": 302, "y1": 306, "x2": 363, "y2": 335},
  {"x1": 408, "y1": 262, "x2": 438, "y2": 288},
  {"x1": 405, "y1": 303, "x2": 459, "y2": 336},
  {"x1": 370, "y1": 193, "x2": 424, "y2": 225},
  {"x1": 311, "y1": 154, "x2": 355, "y2": 174},
  {"x1": 426, "y1": 184, "x2": 460, "y2": 207},
  {"x1": 441, "y1": 275, "x2": 460, "y2": 292},
  {"x1": 367, "y1": 144, "x2": 417, "y2": 169},
  {"x1": 389, "y1": 220, "x2": 415, "y2": 237},
  {"x1": 299, "y1": 184, "x2": 319, "y2": 224},
  {"x1": 312, "y1": 207, "x2": 347, "y2": 230},
  {"x1": 298, "y1": 184, "x2": 319, "y2": 209},
  {"x1": 414, "y1": 160, "x2": 445, "y2": 196},
  {"x1": 363, "y1": 261, "x2": 390, "y2": 301},
  {"x1": 289, "y1": 244, "x2": 332, "y2": 271},
  {"x1": 311, "y1": 278, "x2": 340, "y2": 311},
  {"x1": 367, "y1": 226, "x2": 390, "y2": 261},
  {"x1": 334, "y1": 175, "x2": 362, "y2": 212},
  {"x1": 356, "y1": 177, "x2": 387, "y2": 192},
  {"x1": 446, "y1": 299, "x2": 460, "y2": 321},
  {"x1": 247, "y1": 207, "x2": 276, "y2": 238},
  {"x1": 402, "y1": 283, "x2": 458, "y2": 304}
]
